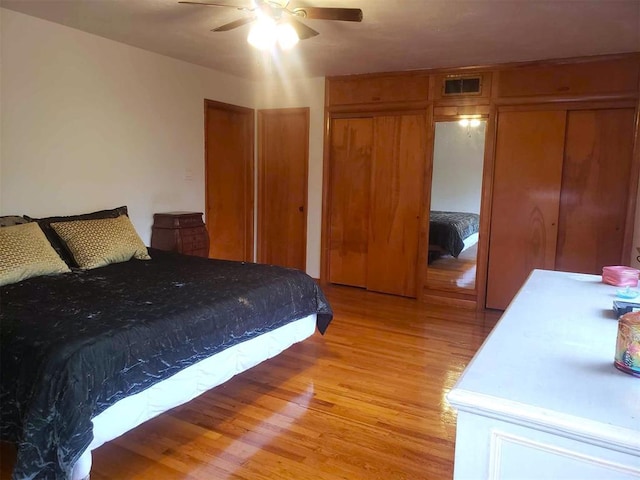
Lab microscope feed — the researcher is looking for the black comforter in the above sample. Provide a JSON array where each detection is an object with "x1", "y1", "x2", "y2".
[
  {"x1": 0, "y1": 250, "x2": 332, "y2": 479},
  {"x1": 429, "y1": 211, "x2": 480, "y2": 258}
]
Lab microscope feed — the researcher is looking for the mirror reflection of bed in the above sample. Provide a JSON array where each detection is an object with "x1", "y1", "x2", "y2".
[{"x1": 427, "y1": 119, "x2": 486, "y2": 292}]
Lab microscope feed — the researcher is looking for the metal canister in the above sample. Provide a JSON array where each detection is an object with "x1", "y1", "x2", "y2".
[{"x1": 615, "y1": 311, "x2": 640, "y2": 377}]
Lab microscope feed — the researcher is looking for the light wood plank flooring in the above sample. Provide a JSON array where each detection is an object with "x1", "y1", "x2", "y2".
[
  {"x1": 427, "y1": 244, "x2": 478, "y2": 290},
  {"x1": 1, "y1": 284, "x2": 500, "y2": 479}
]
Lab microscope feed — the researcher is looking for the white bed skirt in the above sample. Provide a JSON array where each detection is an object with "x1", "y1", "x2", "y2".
[
  {"x1": 460, "y1": 232, "x2": 479, "y2": 253},
  {"x1": 71, "y1": 314, "x2": 317, "y2": 480}
]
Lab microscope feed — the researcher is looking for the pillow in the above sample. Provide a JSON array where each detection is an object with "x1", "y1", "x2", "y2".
[
  {"x1": 51, "y1": 215, "x2": 150, "y2": 270},
  {"x1": 25, "y1": 206, "x2": 128, "y2": 266},
  {"x1": 0, "y1": 222, "x2": 71, "y2": 286},
  {"x1": 0, "y1": 215, "x2": 29, "y2": 228}
]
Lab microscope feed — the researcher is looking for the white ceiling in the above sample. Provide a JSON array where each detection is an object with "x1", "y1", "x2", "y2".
[{"x1": 2, "y1": 0, "x2": 639, "y2": 80}]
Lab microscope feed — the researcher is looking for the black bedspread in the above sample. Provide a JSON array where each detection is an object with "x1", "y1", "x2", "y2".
[
  {"x1": 429, "y1": 211, "x2": 480, "y2": 258},
  {"x1": 0, "y1": 250, "x2": 332, "y2": 479}
]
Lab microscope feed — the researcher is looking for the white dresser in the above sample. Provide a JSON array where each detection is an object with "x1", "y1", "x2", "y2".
[{"x1": 448, "y1": 269, "x2": 640, "y2": 480}]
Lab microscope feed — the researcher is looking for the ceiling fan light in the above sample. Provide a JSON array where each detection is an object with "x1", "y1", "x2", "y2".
[
  {"x1": 277, "y1": 23, "x2": 299, "y2": 50},
  {"x1": 247, "y1": 17, "x2": 277, "y2": 50}
]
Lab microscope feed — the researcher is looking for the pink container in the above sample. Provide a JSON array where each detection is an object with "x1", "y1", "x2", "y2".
[{"x1": 603, "y1": 266, "x2": 640, "y2": 287}]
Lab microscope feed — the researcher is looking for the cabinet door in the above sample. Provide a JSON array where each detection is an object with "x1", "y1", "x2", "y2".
[
  {"x1": 328, "y1": 118, "x2": 373, "y2": 287},
  {"x1": 367, "y1": 114, "x2": 427, "y2": 297},
  {"x1": 556, "y1": 108, "x2": 636, "y2": 274},
  {"x1": 486, "y1": 110, "x2": 566, "y2": 310}
]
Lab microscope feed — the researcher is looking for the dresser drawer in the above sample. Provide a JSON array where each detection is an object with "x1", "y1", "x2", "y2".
[
  {"x1": 153, "y1": 212, "x2": 205, "y2": 229},
  {"x1": 151, "y1": 212, "x2": 210, "y2": 258}
]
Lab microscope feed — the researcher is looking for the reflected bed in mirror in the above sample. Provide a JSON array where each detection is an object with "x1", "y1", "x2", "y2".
[{"x1": 426, "y1": 119, "x2": 486, "y2": 292}]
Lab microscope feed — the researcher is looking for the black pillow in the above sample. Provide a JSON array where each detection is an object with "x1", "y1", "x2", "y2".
[{"x1": 24, "y1": 206, "x2": 129, "y2": 267}]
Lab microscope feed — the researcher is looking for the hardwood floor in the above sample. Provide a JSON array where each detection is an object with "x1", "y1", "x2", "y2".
[
  {"x1": 427, "y1": 244, "x2": 478, "y2": 290},
  {"x1": 0, "y1": 284, "x2": 500, "y2": 480}
]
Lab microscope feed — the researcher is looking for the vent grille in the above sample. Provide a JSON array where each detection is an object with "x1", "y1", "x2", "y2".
[{"x1": 443, "y1": 76, "x2": 482, "y2": 96}]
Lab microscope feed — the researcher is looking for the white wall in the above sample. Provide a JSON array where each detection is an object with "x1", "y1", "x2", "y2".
[
  {"x1": 0, "y1": 8, "x2": 255, "y2": 246},
  {"x1": 430, "y1": 120, "x2": 485, "y2": 214},
  {"x1": 0, "y1": 9, "x2": 328, "y2": 277}
]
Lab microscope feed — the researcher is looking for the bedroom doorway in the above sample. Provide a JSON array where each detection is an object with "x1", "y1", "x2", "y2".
[
  {"x1": 425, "y1": 119, "x2": 487, "y2": 293},
  {"x1": 205, "y1": 100, "x2": 255, "y2": 262}
]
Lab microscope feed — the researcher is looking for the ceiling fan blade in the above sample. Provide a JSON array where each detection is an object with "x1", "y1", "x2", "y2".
[
  {"x1": 291, "y1": 7, "x2": 363, "y2": 22},
  {"x1": 289, "y1": 18, "x2": 319, "y2": 40},
  {"x1": 211, "y1": 15, "x2": 256, "y2": 31},
  {"x1": 178, "y1": 1, "x2": 253, "y2": 12}
]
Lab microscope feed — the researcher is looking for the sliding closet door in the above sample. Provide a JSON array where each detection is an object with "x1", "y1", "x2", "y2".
[
  {"x1": 486, "y1": 110, "x2": 566, "y2": 310},
  {"x1": 555, "y1": 108, "x2": 636, "y2": 273},
  {"x1": 328, "y1": 117, "x2": 373, "y2": 287},
  {"x1": 367, "y1": 114, "x2": 427, "y2": 297}
]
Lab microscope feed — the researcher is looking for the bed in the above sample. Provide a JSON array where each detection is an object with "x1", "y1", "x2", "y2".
[
  {"x1": 0, "y1": 210, "x2": 332, "y2": 480},
  {"x1": 428, "y1": 211, "x2": 480, "y2": 259}
]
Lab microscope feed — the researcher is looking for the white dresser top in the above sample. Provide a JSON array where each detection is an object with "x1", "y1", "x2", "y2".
[{"x1": 448, "y1": 269, "x2": 640, "y2": 455}]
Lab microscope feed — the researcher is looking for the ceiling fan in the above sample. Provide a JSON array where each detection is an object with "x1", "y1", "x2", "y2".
[{"x1": 178, "y1": 1, "x2": 363, "y2": 49}]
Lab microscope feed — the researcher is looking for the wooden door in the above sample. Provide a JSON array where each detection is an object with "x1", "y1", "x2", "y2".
[
  {"x1": 555, "y1": 108, "x2": 636, "y2": 274},
  {"x1": 257, "y1": 108, "x2": 309, "y2": 270},
  {"x1": 205, "y1": 100, "x2": 254, "y2": 261},
  {"x1": 486, "y1": 110, "x2": 566, "y2": 310},
  {"x1": 328, "y1": 117, "x2": 373, "y2": 287},
  {"x1": 367, "y1": 114, "x2": 428, "y2": 297}
]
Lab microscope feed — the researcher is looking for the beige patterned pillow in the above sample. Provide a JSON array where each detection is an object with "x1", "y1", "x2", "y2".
[
  {"x1": 0, "y1": 222, "x2": 70, "y2": 286},
  {"x1": 51, "y1": 215, "x2": 150, "y2": 270}
]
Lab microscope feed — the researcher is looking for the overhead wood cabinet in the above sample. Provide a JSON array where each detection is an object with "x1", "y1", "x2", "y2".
[
  {"x1": 328, "y1": 112, "x2": 428, "y2": 297},
  {"x1": 486, "y1": 106, "x2": 637, "y2": 310},
  {"x1": 324, "y1": 53, "x2": 639, "y2": 307}
]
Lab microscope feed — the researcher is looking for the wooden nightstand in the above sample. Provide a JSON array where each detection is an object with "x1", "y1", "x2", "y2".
[{"x1": 151, "y1": 212, "x2": 209, "y2": 258}]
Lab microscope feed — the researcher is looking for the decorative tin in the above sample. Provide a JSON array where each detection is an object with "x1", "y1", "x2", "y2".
[{"x1": 614, "y1": 311, "x2": 640, "y2": 378}]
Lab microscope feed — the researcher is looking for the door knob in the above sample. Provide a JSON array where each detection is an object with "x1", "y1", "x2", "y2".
[{"x1": 299, "y1": 206, "x2": 304, "y2": 212}]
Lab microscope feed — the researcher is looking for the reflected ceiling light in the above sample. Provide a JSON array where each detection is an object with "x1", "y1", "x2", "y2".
[
  {"x1": 247, "y1": 18, "x2": 299, "y2": 51},
  {"x1": 458, "y1": 118, "x2": 482, "y2": 128}
]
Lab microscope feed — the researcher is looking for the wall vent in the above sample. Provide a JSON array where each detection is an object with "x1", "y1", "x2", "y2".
[{"x1": 443, "y1": 76, "x2": 482, "y2": 96}]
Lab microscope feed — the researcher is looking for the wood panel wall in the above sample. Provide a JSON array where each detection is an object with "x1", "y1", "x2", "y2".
[
  {"x1": 328, "y1": 117, "x2": 372, "y2": 288},
  {"x1": 486, "y1": 110, "x2": 567, "y2": 309},
  {"x1": 555, "y1": 107, "x2": 636, "y2": 274},
  {"x1": 321, "y1": 53, "x2": 640, "y2": 309}
]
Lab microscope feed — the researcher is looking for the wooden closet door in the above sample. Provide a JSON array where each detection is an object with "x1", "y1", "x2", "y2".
[
  {"x1": 367, "y1": 114, "x2": 427, "y2": 297},
  {"x1": 205, "y1": 100, "x2": 254, "y2": 261},
  {"x1": 258, "y1": 108, "x2": 309, "y2": 270},
  {"x1": 486, "y1": 110, "x2": 566, "y2": 310},
  {"x1": 328, "y1": 117, "x2": 373, "y2": 287},
  {"x1": 555, "y1": 108, "x2": 636, "y2": 274}
]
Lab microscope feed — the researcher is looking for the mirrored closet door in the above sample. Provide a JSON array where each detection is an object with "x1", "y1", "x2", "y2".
[{"x1": 426, "y1": 118, "x2": 487, "y2": 293}]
